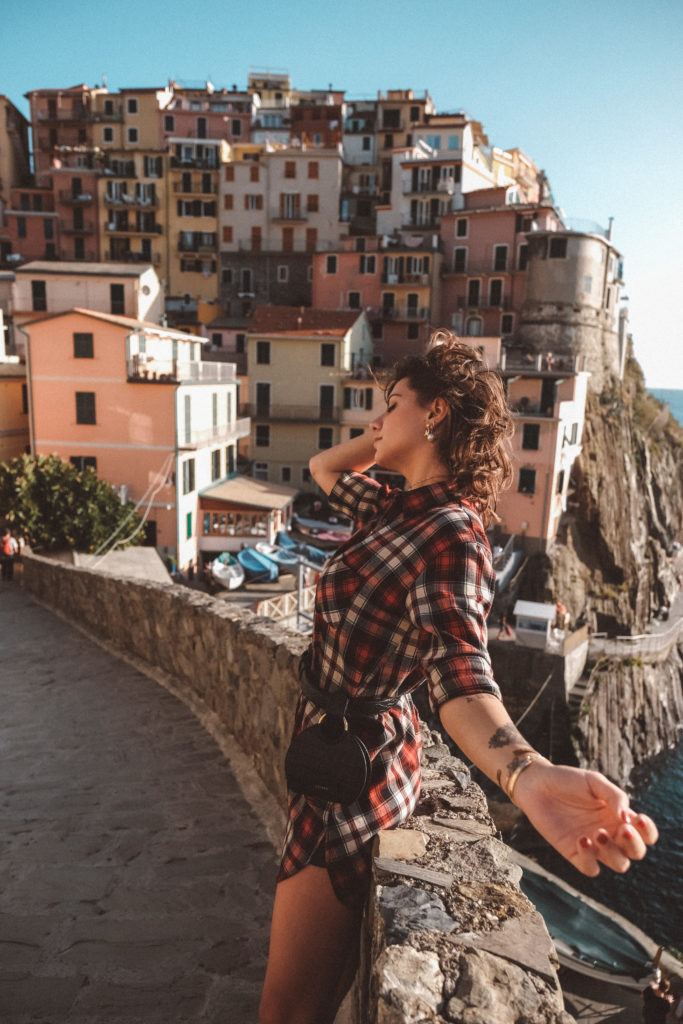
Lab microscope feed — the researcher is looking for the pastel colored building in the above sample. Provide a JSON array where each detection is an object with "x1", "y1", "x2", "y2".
[
  {"x1": 19, "y1": 308, "x2": 249, "y2": 570},
  {"x1": 439, "y1": 188, "x2": 563, "y2": 339},
  {"x1": 11, "y1": 261, "x2": 162, "y2": 324},
  {"x1": 159, "y1": 82, "x2": 255, "y2": 148},
  {"x1": 248, "y1": 69, "x2": 293, "y2": 146},
  {"x1": 0, "y1": 95, "x2": 31, "y2": 265},
  {"x1": 244, "y1": 307, "x2": 372, "y2": 488}
]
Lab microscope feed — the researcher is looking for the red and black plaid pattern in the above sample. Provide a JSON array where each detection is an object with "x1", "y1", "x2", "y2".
[{"x1": 278, "y1": 472, "x2": 501, "y2": 904}]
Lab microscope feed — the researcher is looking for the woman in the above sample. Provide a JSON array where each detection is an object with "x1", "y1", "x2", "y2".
[{"x1": 259, "y1": 333, "x2": 658, "y2": 1024}]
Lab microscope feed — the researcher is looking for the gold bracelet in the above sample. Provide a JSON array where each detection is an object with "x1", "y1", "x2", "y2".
[{"x1": 504, "y1": 754, "x2": 545, "y2": 803}]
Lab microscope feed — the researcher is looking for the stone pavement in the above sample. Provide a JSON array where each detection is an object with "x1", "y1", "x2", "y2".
[{"x1": 0, "y1": 581, "x2": 281, "y2": 1023}]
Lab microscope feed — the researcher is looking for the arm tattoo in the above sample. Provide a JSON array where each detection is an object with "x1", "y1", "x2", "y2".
[{"x1": 487, "y1": 724, "x2": 527, "y2": 749}]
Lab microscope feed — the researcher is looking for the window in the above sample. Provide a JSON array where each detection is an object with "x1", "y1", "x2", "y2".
[
  {"x1": 281, "y1": 467, "x2": 291, "y2": 483},
  {"x1": 127, "y1": 97, "x2": 138, "y2": 114},
  {"x1": 256, "y1": 341, "x2": 270, "y2": 364},
  {"x1": 489, "y1": 279, "x2": 504, "y2": 306},
  {"x1": 320, "y1": 343, "x2": 335, "y2": 366},
  {"x1": 518, "y1": 244, "x2": 529, "y2": 271},
  {"x1": 127, "y1": 127, "x2": 139, "y2": 144},
  {"x1": 70, "y1": 456, "x2": 97, "y2": 471},
  {"x1": 245, "y1": 194, "x2": 263, "y2": 210},
  {"x1": 284, "y1": 161, "x2": 296, "y2": 179},
  {"x1": 224, "y1": 194, "x2": 234, "y2": 210},
  {"x1": 254, "y1": 462, "x2": 269, "y2": 481},
  {"x1": 407, "y1": 322, "x2": 419, "y2": 340},
  {"x1": 186, "y1": 512, "x2": 193, "y2": 541},
  {"x1": 31, "y1": 280, "x2": 47, "y2": 312},
  {"x1": 164, "y1": 114, "x2": 174, "y2": 132},
  {"x1": 73, "y1": 332, "x2": 94, "y2": 358},
  {"x1": 103, "y1": 126, "x2": 114, "y2": 143},
  {"x1": 456, "y1": 218, "x2": 468, "y2": 238},
  {"x1": 467, "y1": 279, "x2": 480, "y2": 306},
  {"x1": 493, "y1": 245, "x2": 508, "y2": 271},
  {"x1": 251, "y1": 226, "x2": 262, "y2": 251},
  {"x1": 410, "y1": 105, "x2": 420, "y2": 122},
  {"x1": 362, "y1": 136, "x2": 371, "y2": 151},
  {"x1": 222, "y1": 226, "x2": 233, "y2": 244},
  {"x1": 348, "y1": 291, "x2": 361, "y2": 309},
  {"x1": 197, "y1": 117, "x2": 207, "y2": 139},
  {"x1": 518, "y1": 468, "x2": 536, "y2": 494},
  {"x1": 453, "y1": 247, "x2": 467, "y2": 273},
  {"x1": 182, "y1": 458, "x2": 195, "y2": 494},
  {"x1": 74, "y1": 237, "x2": 85, "y2": 260},
  {"x1": 21, "y1": 384, "x2": 28, "y2": 414},
  {"x1": 282, "y1": 227, "x2": 294, "y2": 251},
  {"x1": 343, "y1": 387, "x2": 374, "y2": 411},
  {"x1": 75, "y1": 391, "x2": 96, "y2": 425},
  {"x1": 232, "y1": 119, "x2": 243, "y2": 137},
  {"x1": 325, "y1": 255, "x2": 337, "y2": 274},
  {"x1": 448, "y1": 135, "x2": 459, "y2": 150},
  {"x1": 255, "y1": 425, "x2": 270, "y2": 447},
  {"x1": 359, "y1": 254, "x2": 376, "y2": 274},
  {"x1": 277, "y1": 265, "x2": 289, "y2": 282},
  {"x1": 583, "y1": 275, "x2": 593, "y2": 293},
  {"x1": 522, "y1": 423, "x2": 540, "y2": 450},
  {"x1": 225, "y1": 165, "x2": 235, "y2": 182},
  {"x1": 209, "y1": 448, "x2": 221, "y2": 481},
  {"x1": 110, "y1": 284, "x2": 125, "y2": 315},
  {"x1": 382, "y1": 109, "x2": 400, "y2": 129},
  {"x1": 318, "y1": 427, "x2": 333, "y2": 449},
  {"x1": 501, "y1": 313, "x2": 514, "y2": 335},
  {"x1": 384, "y1": 134, "x2": 393, "y2": 149},
  {"x1": 549, "y1": 237, "x2": 567, "y2": 259},
  {"x1": 256, "y1": 381, "x2": 271, "y2": 415},
  {"x1": 425, "y1": 134, "x2": 441, "y2": 149},
  {"x1": 466, "y1": 317, "x2": 483, "y2": 336},
  {"x1": 305, "y1": 228, "x2": 318, "y2": 252},
  {"x1": 17, "y1": 216, "x2": 27, "y2": 238},
  {"x1": 308, "y1": 161, "x2": 319, "y2": 179},
  {"x1": 307, "y1": 193, "x2": 319, "y2": 213},
  {"x1": 44, "y1": 218, "x2": 54, "y2": 240}
]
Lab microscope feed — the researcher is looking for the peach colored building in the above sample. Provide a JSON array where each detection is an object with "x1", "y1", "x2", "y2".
[
  {"x1": 18, "y1": 308, "x2": 248, "y2": 570},
  {"x1": 11, "y1": 261, "x2": 162, "y2": 324},
  {"x1": 160, "y1": 83, "x2": 255, "y2": 148}
]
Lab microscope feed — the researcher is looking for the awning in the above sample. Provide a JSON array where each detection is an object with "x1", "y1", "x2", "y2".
[{"x1": 200, "y1": 476, "x2": 298, "y2": 511}]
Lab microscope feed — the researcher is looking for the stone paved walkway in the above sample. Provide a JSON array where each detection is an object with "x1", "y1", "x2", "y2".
[{"x1": 0, "y1": 582, "x2": 279, "y2": 1023}]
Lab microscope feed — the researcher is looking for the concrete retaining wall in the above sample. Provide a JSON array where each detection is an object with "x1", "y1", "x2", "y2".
[{"x1": 22, "y1": 552, "x2": 576, "y2": 1023}]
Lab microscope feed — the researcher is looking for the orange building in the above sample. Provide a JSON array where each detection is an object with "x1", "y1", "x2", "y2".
[{"x1": 18, "y1": 308, "x2": 248, "y2": 569}]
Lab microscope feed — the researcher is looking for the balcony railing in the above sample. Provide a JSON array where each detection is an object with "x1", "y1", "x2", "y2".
[
  {"x1": 105, "y1": 250, "x2": 161, "y2": 265},
  {"x1": 457, "y1": 295, "x2": 513, "y2": 311},
  {"x1": 500, "y1": 351, "x2": 581, "y2": 374},
  {"x1": 173, "y1": 181, "x2": 217, "y2": 195},
  {"x1": 105, "y1": 222, "x2": 163, "y2": 235},
  {"x1": 240, "y1": 403, "x2": 340, "y2": 423},
  {"x1": 127, "y1": 358, "x2": 237, "y2": 383},
  {"x1": 510, "y1": 400, "x2": 555, "y2": 418},
  {"x1": 37, "y1": 107, "x2": 87, "y2": 121},
  {"x1": 236, "y1": 238, "x2": 339, "y2": 252},
  {"x1": 372, "y1": 305, "x2": 430, "y2": 321},
  {"x1": 104, "y1": 194, "x2": 159, "y2": 209},
  {"x1": 170, "y1": 156, "x2": 219, "y2": 170},
  {"x1": 381, "y1": 272, "x2": 430, "y2": 285},
  {"x1": 62, "y1": 222, "x2": 96, "y2": 235},
  {"x1": 58, "y1": 191, "x2": 94, "y2": 204},
  {"x1": 178, "y1": 418, "x2": 250, "y2": 449}
]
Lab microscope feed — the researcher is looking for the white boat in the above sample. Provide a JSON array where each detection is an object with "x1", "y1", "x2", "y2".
[{"x1": 211, "y1": 552, "x2": 246, "y2": 591}]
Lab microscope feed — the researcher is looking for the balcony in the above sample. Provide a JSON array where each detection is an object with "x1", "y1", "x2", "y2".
[
  {"x1": 37, "y1": 107, "x2": 87, "y2": 121},
  {"x1": 170, "y1": 156, "x2": 219, "y2": 170},
  {"x1": 500, "y1": 351, "x2": 581, "y2": 375},
  {"x1": 104, "y1": 194, "x2": 159, "y2": 209},
  {"x1": 173, "y1": 181, "x2": 217, "y2": 195},
  {"x1": 509, "y1": 399, "x2": 555, "y2": 418},
  {"x1": 381, "y1": 272, "x2": 430, "y2": 286},
  {"x1": 104, "y1": 163, "x2": 137, "y2": 179},
  {"x1": 105, "y1": 222, "x2": 163, "y2": 235},
  {"x1": 178, "y1": 418, "x2": 251, "y2": 449},
  {"x1": 105, "y1": 250, "x2": 161, "y2": 265},
  {"x1": 457, "y1": 295, "x2": 513, "y2": 311},
  {"x1": 61, "y1": 222, "x2": 96, "y2": 234},
  {"x1": 85, "y1": 110, "x2": 123, "y2": 123},
  {"x1": 240, "y1": 403, "x2": 340, "y2": 423},
  {"x1": 58, "y1": 191, "x2": 94, "y2": 204},
  {"x1": 127, "y1": 358, "x2": 238, "y2": 384},
  {"x1": 236, "y1": 238, "x2": 338, "y2": 253}
]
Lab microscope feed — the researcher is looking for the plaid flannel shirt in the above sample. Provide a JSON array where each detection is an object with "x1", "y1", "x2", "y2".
[{"x1": 278, "y1": 471, "x2": 501, "y2": 904}]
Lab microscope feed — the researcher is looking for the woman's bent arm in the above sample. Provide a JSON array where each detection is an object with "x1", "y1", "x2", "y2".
[
  {"x1": 439, "y1": 693, "x2": 658, "y2": 876},
  {"x1": 309, "y1": 431, "x2": 377, "y2": 496}
]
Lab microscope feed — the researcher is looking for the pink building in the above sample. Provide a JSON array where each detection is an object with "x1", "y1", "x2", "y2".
[
  {"x1": 439, "y1": 188, "x2": 562, "y2": 340},
  {"x1": 19, "y1": 308, "x2": 248, "y2": 569}
]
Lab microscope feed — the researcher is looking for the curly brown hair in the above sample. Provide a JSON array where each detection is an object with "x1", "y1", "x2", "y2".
[{"x1": 385, "y1": 331, "x2": 514, "y2": 525}]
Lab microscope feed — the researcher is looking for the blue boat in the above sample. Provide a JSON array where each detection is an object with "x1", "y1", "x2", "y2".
[
  {"x1": 255, "y1": 542, "x2": 299, "y2": 573},
  {"x1": 237, "y1": 547, "x2": 279, "y2": 582},
  {"x1": 275, "y1": 530, "x2": 297, "y2": 550},
  {"x1": 275, "y1": 531, "x2": 328, "y2": 567}
]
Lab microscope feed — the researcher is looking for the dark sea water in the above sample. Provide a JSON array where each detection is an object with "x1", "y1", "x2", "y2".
[{"x1": 649, "y1": 387, "x2": 683, "y2": 429}]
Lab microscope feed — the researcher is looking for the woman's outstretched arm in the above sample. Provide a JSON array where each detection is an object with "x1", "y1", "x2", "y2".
[
  {"x1": 439, "y1": 693, "x2": 658, "y2": 876},
  {"x1": 309, "y1": 431, "x2": 377, "y2": 496}
]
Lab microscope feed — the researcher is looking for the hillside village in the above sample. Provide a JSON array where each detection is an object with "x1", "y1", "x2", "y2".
[{"x1": 0, "y1": 73, "x2": 627, "y2": 579}]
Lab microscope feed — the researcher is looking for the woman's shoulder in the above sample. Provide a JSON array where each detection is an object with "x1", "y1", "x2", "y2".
[{"x1": 420, "y1": 499, "x2": 488, "y2": 543}]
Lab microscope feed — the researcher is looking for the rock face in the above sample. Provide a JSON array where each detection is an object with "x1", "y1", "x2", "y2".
[{"x1": 517, "y1": 354, "x2": 683, "y2": 782}]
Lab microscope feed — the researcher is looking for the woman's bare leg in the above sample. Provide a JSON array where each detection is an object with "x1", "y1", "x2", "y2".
[{"x1": 259, "y1": 865, "x2": 362, "y2": 1024}]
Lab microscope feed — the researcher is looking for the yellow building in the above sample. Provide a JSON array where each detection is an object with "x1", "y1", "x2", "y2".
[
  {"x1": 245, "y1": 307, "x2": 372, "y2": 488},
  {"x1": 0, "y1": 360, "x2": 29, "y2": 463}
]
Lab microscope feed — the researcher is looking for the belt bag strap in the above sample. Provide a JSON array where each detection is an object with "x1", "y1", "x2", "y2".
[{"x1": 298, "y1": 647, "x2": 401, "y2": 718}]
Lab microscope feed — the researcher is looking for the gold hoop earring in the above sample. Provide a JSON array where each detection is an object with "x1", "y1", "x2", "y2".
[{"x1": 425, "y1": 420, "x2": 436, "y2": 441}]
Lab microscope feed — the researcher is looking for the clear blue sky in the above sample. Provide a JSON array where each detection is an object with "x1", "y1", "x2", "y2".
[{"x1": 4, "y1": 0, "x2": 682, "y2": 388}]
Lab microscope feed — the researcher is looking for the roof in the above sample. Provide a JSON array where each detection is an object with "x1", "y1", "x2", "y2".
[
  {"x1": 74, "y1": 547, "x2": 172, "y2": 585},
  {"x1": 200, "y1": 476, "x2": 298, "y2": 510},
  {"x1": 249, "y1": 306, "x2": 363, "y2": 337},
  {"x1": 15, "y1": 261, "x2": 154, "y2": 278},
  {"x1": 513, "y1": 600, "x2": 558, "y2": 622},
  {"x1": 16, "y1": 308, "x2": 205, "y2": 342}
]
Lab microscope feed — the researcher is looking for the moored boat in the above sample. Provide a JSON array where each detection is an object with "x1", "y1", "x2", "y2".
[
  {"x1": 237, "y1": 547, "x2": 279, "y2": 582},
  {"x1": 211, "y1": 552, "x2": 246, "y2": 591},
  {"x1": 255, "y1": 541, "x2": 299, "y2": 573}
]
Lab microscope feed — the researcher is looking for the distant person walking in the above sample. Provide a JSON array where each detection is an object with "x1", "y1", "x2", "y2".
[{"x1": 1, "y1": 527, "x2": 19, "y2": 581}]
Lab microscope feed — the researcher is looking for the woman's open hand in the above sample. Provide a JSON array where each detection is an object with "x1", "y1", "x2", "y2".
[{"x1": 512, "y1": 760, "x2": 658, "y2": 876}]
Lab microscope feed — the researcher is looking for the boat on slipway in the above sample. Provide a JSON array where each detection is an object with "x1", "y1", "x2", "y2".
[
  {"x1": 275, "y1": 531, "x2": 328, "y2": 568},
  {"x1": 237, "y1": 547, "x2": 279, "y2": 583},
  {"x1": 255, "y1": 541, "x2": 299, "y2": 574},
  {"x1": 210, "y1": 552, "x2": 245, "y2": 591}
]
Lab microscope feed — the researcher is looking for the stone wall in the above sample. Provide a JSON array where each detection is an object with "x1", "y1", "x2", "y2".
[{"x1": 22, "y1": 553, "x2": 576, "y2": 1023}]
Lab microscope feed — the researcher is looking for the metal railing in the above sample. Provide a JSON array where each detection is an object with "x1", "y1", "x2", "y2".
[
  {"x1": 127, "y1": 359, "x2": 238, "y2": 383},
  {"x1": 179, "y1": 418, "x2": 250, "y2": 448},
  {"x1": 240, "y1": 403, "x2": 340, "y2": 422},
  {"x1": 589, "y1": 617, "x2": 683, "y2": 663}
]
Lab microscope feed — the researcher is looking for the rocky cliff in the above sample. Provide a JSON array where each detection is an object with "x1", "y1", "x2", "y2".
[{"x1": 517, "y1": 351, "x2": 683, "y2": 784}]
